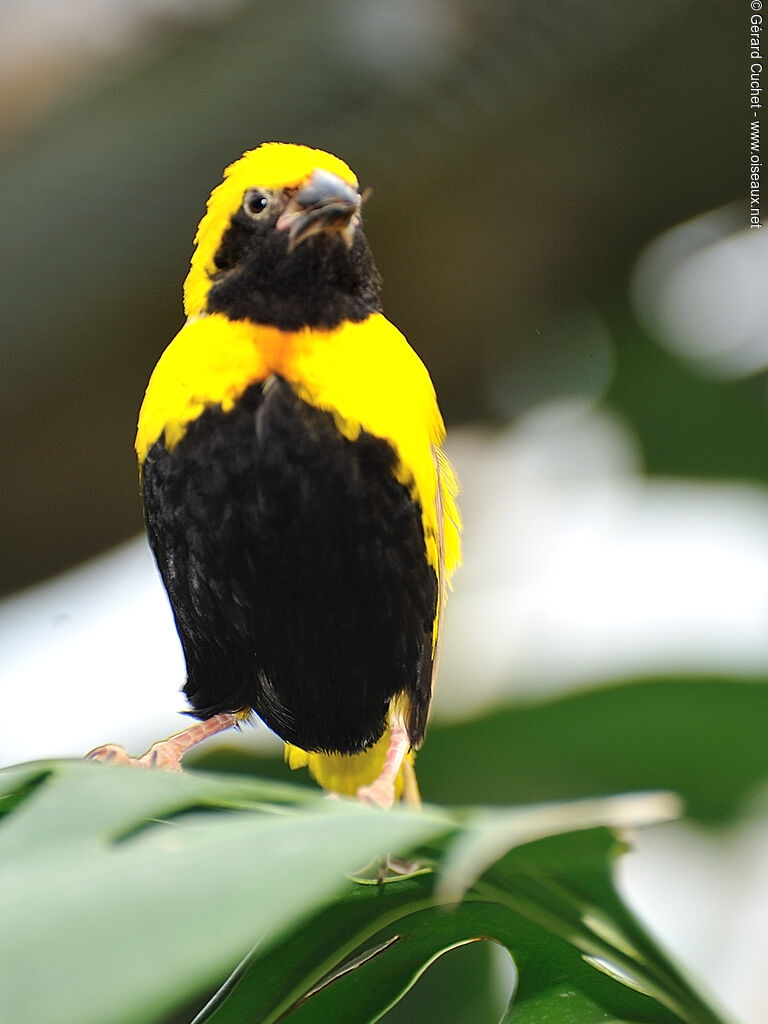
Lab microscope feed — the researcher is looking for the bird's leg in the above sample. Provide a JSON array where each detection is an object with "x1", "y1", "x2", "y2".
[
  {"x1": 357, "y1": 714, "x2": 411, "y2": 810},
  {"x1": 400, "y1": 757, "x2": 422, "y2": 809},
  {"x1": 85, "y1": 712, "x2": 239, "y2": 772}
]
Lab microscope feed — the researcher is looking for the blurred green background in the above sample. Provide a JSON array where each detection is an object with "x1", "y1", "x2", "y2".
[{"x1": 0, "y1": 2, "x2": 761, "y2": 1022}]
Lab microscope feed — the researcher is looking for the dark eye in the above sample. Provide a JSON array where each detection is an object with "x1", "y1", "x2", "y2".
[{"x1": 243, "y1": 189, "x2": 269, "y2": 218}]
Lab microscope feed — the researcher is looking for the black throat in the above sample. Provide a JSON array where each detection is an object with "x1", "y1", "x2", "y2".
[{"x1": 205, "y1": 210, "x2": 383, "y2": 331}]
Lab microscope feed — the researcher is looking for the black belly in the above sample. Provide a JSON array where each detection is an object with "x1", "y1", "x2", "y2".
[{"x1": 141, "y1": 376, "x2": 437, "y2": 754}]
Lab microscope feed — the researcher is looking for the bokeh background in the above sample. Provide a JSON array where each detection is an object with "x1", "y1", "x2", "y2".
[{"x1": 0, "y1": 2, "x2": 759, "y2": 1022}]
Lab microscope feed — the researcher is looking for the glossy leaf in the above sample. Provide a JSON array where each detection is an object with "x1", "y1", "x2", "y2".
[
  {"x1": 0, "y1": 761, "x2": 451, "y2": 1024},
  {"x1": 0, "y1": 760, "x2": 729, "y2": 1024}
]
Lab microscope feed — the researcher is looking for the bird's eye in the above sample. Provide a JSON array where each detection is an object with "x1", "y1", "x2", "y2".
[{"x1": 243, "y1": 189, "x2": 269, "y2": 218}]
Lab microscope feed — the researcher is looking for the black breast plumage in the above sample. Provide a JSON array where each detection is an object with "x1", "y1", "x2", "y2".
[{"x1": 141, "y1": 377, "x2": 437, "y2": 754}]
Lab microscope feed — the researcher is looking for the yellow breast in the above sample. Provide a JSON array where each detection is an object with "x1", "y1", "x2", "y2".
[{"x1": 135, "y1": 312, "x2": 460, "y2": 580}]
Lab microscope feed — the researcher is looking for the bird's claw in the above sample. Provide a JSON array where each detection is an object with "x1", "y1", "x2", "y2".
[
  {"x1": 356, "y1": 779, "x2": 396, "y2": 810},
  {"x1": 85, "y1": 741, "x2": 183, "y2": 772}
]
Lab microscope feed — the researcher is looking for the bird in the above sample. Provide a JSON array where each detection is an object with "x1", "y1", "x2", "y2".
[{"x1": 87, "y1": 143, "x2": 461, "y2": 808}]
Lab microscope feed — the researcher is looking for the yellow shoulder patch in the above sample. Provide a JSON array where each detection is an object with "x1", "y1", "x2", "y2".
[{"x1": 135, "y1": 314, "x2": 276, "y2": 464}]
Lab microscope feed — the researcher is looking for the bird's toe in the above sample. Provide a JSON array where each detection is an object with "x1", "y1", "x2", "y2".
[
  {"x1": 356, "y1": 780, "x2": 396, "y2": 810},
  {"x1": 85, "y1": 743, "x2": 138, "y2": 766}
]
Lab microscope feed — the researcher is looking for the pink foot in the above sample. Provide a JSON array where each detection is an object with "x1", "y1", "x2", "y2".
[
  {"x1": 85, "y1": 712, "x2": 239, "y2": 772},
  {"x1": 357, "y1": 777, "x2": 397, "y2": 810},
  {"x1": 85, "y1": 741, "x2": 185, "y2": 772},
  {"x1": 356, "y1": 714, "x2": 411, "y2": 810}
]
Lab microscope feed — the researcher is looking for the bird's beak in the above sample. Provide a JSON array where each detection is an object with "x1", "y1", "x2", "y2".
[{"x1": 276, "y1": 168, "x2": 362, "y2": 251}]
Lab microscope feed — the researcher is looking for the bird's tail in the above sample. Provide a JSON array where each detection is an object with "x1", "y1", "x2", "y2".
[{"x1": 284, "y1": 726, "x2": 416, "y2": 802}]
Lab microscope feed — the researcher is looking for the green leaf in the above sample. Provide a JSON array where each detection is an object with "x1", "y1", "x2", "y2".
[
  {"x1": 0, "y1": 760, "x2": 452, "y2": 1024},
  {"x1": 192, "y1": 874, "x2": 434, "y2": 1024},
  {"x1": 434, "y1": 791, "x2": 681, "y2": 903},
  {"x1": 0, "y1": 760, "x2": 729, "y2": 1024},
  {"x1": 232, "y1": 890, "x2": 694, "y2": 1024},
  {"x1": 378, "y1": 939, "x2": 507, "y2": 1024},
  {"x1": 478, "y1": 830, "x2": 727, "y2": 1024},
  {"x1": 189, "y1": 796, "x2": 722, "y2": 1024}
]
